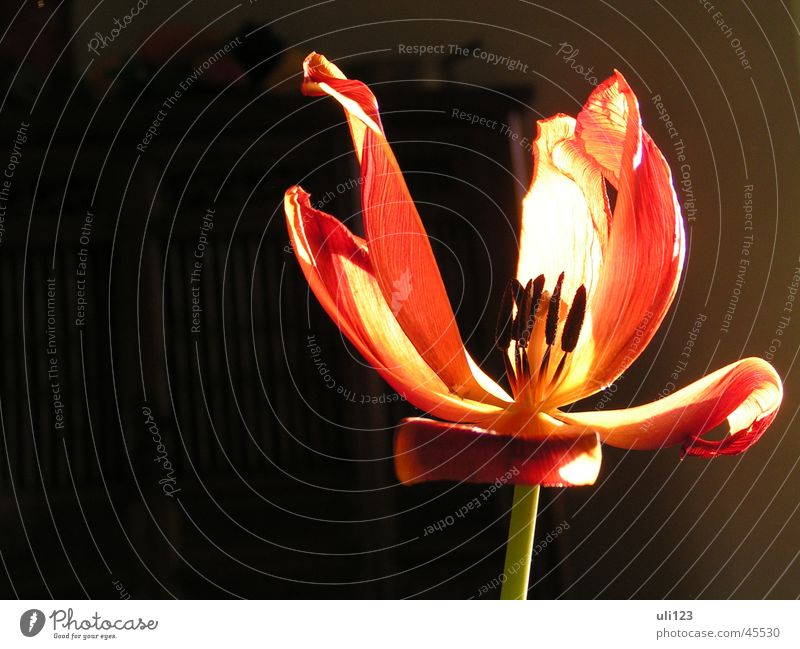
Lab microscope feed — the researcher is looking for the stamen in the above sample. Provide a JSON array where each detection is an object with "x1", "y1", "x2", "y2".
[
  {"x1": 560, "y1": 285, "x2": 587, "y2": 353},
  {"x1": 545, "y1": 272, "x2": 565, "y2": 345},
  {"x1": 511, "y1": 279, "x2": 529, "y2": 343},
  {"x1": 502, "y1": 351, "x2": 517, "y2": 391},
  {"x1": 516, "y1": 279, "x2": 533, "y2": 348},
  {"x1": 520, "y1": 275, "x2": 545, "y2": 346},
  {"x1": 510, "y1": 278, "x2": 524, "y2": 307},
  {"x1": 530, "y1": 275, "x2": 545, "y2": 315},
  {"x1": 494, "y1": 280, "x2": 515, "y2": 351}
]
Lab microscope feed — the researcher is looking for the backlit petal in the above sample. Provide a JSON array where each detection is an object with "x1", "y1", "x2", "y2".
[
  {"x1": 394, "y1": 417, "x2": 601, "y2": 486},
  {"x1": 285, "y1": 186, "x2": 506, "y2": 421},
  {"x1": 556, "y1": 358, "x2": 782, "y2": 456},
  {"x1": 555, "y1": 72, "x2": 685, "y2": 404},
  {"x1": 302, "y1": 52, "x2": 507, "y2": 405},
  {"x1": 516, "y1": 115, "x2": 609, "y2": 306}
]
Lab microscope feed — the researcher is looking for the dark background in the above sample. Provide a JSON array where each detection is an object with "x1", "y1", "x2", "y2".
[{"x1": 0, "y1": 0, "x2": 799, "y2": 599}]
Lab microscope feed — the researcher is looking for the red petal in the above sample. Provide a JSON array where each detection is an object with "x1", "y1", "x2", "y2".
[
  {"x1": 556, "y1": 358, "x2": 782, "y2": 457},
  {"x1": 556, "y1": 72, "x2": 685, "y2": 404},
  {"x1": 285, "y1": 186, "x2": 507, "y2": 421},
  {"x1": 302, "y1": 52, "x2": 503, "y2": 404},
  {"x1": 394, "y1": 418, "x2": 601, "y2": 486}
]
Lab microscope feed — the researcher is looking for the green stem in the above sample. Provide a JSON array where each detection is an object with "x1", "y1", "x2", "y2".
[{"x1": 500, "y1": 484, "x2": 540, "y2": 600}]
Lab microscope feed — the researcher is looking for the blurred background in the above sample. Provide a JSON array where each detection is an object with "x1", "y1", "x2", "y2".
[{"x1": 0, "y1": 0, "x2": 799, "y2": 599}]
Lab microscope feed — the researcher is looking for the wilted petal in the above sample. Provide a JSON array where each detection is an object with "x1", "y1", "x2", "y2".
[
  {"x1": 556, "y1": 358, "x2": 782, "y2": 456},
  {"x1": 394, "y1": 417, "x2": 601, "y2": 486},
  {"x1": 285, "y1": 186, "x2": 506, "y2": 421},
  {"x1": 553, "y1": 72, "x2": 685, "y2": 404},
  {"x1": 301, "y1": 52, "x2": 507, "y2": 405}
]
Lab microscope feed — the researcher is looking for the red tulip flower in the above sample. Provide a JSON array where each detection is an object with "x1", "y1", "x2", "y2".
[{"x1": 285, "y1": 53, "x2": 782, "y2": 491}]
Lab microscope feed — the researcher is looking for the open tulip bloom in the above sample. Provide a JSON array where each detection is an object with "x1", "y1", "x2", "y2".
[{"x1": 284, "y1": 52, "x2": 783, "y2": 599}]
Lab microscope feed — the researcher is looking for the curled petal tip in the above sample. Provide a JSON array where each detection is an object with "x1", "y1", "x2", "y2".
[
  {"x1": 682, "y1": 358, "x2": 782, "y2": 458},
  {"x1": 302, "y1": 51, "x2": 347, "y2": 96},
  {"x1": 284, "y1": 184, "x2": 303, "y2": 200},
  {"x1": 302, "y1": 51, "x2": 326, "y2": 70},
  {"x1": 559, "y1": 357, "x2": 782, "y2": 458}
]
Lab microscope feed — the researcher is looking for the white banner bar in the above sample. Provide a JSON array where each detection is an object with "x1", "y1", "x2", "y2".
[{"x1": 0, "y1": 600, "x2": 796, "y2": 648}]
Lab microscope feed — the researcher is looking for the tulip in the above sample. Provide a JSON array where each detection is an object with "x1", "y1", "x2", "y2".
[{"x1": 284, "y1": 52, "x2": 782, "y2": 598}]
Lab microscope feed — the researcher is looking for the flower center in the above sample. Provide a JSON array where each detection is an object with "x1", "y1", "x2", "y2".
[{"x1": 495, "y1": 273, "x2": 586, "y2": 407}]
